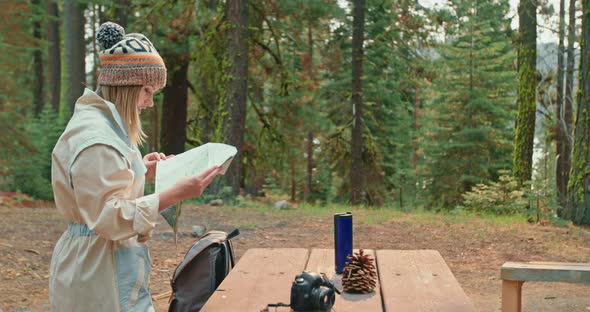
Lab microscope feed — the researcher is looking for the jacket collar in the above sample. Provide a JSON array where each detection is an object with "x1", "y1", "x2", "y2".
[{"x1": 75, "y1": 88, "x2": 129, "y2": 140}]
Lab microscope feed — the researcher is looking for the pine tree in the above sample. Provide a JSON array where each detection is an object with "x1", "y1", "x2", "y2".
[
  {"x1": 320, "y1": 0, "x2": 425, "y2": 205},
  {"x1": 422, "y1": 0, "x2": 516, "y2": 207},
  {"x1": 365, "y1": 0, "x2": 427, "y2": 208},
  {"x1": 350, "y1": 0, "x2": 366, "y2": 205}
]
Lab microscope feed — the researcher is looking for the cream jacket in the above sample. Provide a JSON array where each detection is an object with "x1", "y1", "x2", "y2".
[{"x1": 50, "y1": 89, "x2": 160, "y2": 312}]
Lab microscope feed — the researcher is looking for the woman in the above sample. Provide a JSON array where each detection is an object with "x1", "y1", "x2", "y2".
[{"x1": 49, "y1": 22, "x2": 220, "y2": 311}]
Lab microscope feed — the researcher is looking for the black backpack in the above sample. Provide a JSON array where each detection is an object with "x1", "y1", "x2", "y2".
[{"x1": 168, "y1": 228, "x2": 240, "y2": 312}]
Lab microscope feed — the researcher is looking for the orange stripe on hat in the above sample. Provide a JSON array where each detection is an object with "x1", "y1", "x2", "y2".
[
  {"x1": 102, "y1": 60, "x2": 164, "y2": 65},
  {"x1": 100, "y1": 54, "x2": 163, "y2": 60}
]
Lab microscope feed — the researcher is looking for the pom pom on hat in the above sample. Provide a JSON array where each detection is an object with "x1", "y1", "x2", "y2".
[{"x1": 97, "y1": 22, "x2": 125, "y2": 50}]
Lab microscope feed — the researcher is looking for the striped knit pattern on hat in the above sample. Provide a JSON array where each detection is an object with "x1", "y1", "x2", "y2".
[{"x1": 97, "y1": 23, "x2": 167, "y2": 90}]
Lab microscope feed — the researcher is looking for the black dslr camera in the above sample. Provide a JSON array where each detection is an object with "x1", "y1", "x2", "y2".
[{"x1": 290, "y1": 271, "x2": 339, "y2": 311}]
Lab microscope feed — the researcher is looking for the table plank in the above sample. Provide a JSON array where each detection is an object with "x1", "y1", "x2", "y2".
[
  {"x1": 305, "y1": 249, "x2": 383, "y2": 312},
  {"x1": 201, "y1": 248, "x2": 308, "y2": 312},
  {"x1": 377, "y1": 250, "x2": 476, "y2": 312}
]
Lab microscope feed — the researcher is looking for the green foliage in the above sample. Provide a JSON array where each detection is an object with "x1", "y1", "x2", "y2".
[
  {"x1": 459, "y1": 171, "x2": 528, "y2": 215},
  {"x1": 528, "y1": 172, "x2": 561, "y2": 223},
  {"x1": 1, "y1": 106, "x2": 63, "y2": 199},
  {"x1": 187, "y1": 183, "x2": 248, "y2": 207},
  {"x1": 186, "y1": 1, "x2": 229, "y2": 146},
  {"x1": 529, "y1": 89, "x2": 562, "y2": 223},
  {"x1": 420, "y1": 0, "x2": 516, "y2": 208},
  {"x1": 0, "y1": 1, "x2": 39, "y2": 113},
  {"x1": 0, "y1": 0, "x2": 559, "y2": 212}
]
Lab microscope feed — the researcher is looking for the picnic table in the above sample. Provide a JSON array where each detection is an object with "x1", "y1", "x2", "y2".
[{"x1": 201, "y1": 248, "x2": 477, "y2": 312}]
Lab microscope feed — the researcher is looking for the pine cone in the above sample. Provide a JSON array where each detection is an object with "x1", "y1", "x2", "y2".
[{"x1": 341, "y1": 249, "x2": 377, "y2": 294}]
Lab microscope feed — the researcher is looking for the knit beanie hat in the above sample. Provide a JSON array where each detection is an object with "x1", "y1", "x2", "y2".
[{"x1": 96, "y1": 22, "x2": 167, "y2": 90}]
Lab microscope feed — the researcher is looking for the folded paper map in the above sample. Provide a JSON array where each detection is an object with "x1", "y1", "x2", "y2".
[{"x1": 156, "y1": 143, "x2": 237, "y2": 230}]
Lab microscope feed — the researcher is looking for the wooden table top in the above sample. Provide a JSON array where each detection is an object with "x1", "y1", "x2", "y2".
[{"x1": 201, "y1": 248, "x2": 477, "y2": 312}]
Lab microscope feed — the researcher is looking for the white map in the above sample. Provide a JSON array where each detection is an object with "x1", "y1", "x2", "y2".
[
  {"x1": 155, "y1": 142, "x2": 237, "y2": 194},
  {"x1": 155, "y1": 143, "x2": 237, "y2": 230}
]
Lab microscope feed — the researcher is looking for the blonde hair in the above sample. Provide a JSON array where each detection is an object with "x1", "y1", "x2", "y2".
[{"x1": 98, "y1": 85, "x2": 147, "y2": 146}]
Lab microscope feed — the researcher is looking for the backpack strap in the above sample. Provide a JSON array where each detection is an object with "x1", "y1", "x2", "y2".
[
  {"x1": 226, "y1": 229, "x2": 239, "y2": 267},
  {"x1": 227, "y1": 228, "x2": 240, "y2": 240},
  {"x1": 227, "y1": 239, "x2": 236, "y2": 268}
]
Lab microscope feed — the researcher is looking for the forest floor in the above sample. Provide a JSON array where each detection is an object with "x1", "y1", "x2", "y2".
[{"x1": 1, "y1": 193, "x2": 590, "y2": 312}]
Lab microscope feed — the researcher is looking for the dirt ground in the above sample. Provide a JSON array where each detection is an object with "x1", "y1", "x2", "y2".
[{"x1": 1, "y1": 197, "x2": 590, "y2": 312}]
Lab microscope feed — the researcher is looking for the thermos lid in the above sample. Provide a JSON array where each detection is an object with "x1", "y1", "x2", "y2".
[{"x1": 334, "y1": 212, "x2": 352, "y2": 218}]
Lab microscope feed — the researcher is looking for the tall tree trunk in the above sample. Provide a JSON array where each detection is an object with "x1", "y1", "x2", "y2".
[
  {"x1": 350, "y1": 0, "x2": 366, "y2": 205},
  {"x1": 32, "y1": 0, "x2": 44, "y2": 117},
  {"x1": 161, "y1": 58, "x2": 188, "y2": 155},
  {"x1": 291, "y1": 161, "x2": 296, "y2": 201},
  {"x1": 225, "y1": 0, "x2": 249, "y2": 195},
  {"x1": 556, "y1": 0, "x2": 568, "y2": 207},
  {"x1": 61, "y1": 0, "x2": 86, "y2": 119},
  {"x1": 305, "y1": 130, "x2": 313, "y2": 201},
  {"x1": 466, "y1": 6, "x2": 475, "y2": 193},
  {"x1": 304, "y1": 23, "x2": 314, "y2": 202},
  {"x1": 247, "y1": 76, "x2": 265, "y2": 196},
  {"x1": 513, "y1": 0, "x2": 537, "y2": 185},
  {"x1": 567, "y1": 0, "x2": 590, "y2": 225},
  {"x1": 561, "y1": 0, "x2": 576, "y2": 216},
  {"x1": 411, "y1": 83, "x2": 421, "y2": 206},
  {"x1": 46, "y1": 0, "x2": 60, "y2": 113},
  {"x1": 115, "y1": 0, "x2": 129, "y2": 28},
  {"x1": 411, "y1": 85, "x2": 421, "y2": 171}
]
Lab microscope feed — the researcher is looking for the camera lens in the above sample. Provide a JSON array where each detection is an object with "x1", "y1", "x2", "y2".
[{"x1": 317, "y1": 287, "x2": 335, "y2": 311}]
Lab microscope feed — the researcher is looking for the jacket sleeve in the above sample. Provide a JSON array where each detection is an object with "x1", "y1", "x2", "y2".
[{"x1": 70, "y1": 144, "x2": 160, "y2": 241}]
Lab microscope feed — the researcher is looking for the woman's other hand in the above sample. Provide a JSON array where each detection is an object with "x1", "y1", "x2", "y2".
[
  {"x1": 143, "y1": 152, "x2": 174, "y2": 180},
  {"x1": 158, "y1": 166, "x2": 223, "y2": 211}
]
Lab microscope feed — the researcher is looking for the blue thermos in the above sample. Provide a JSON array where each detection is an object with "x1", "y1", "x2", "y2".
[{"x1": 334, "y1": 212, "x2": 353, "y2": 274}]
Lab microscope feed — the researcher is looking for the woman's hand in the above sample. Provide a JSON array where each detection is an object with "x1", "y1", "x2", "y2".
[
  {"x1": 158, "y1": 166, "x2": 223, "y2": 211},
  {"x1": 143, "y1": 152, "x2": 173, "y2": 180},
  {"x1": 174, "y1": 166, "x2": 223, "y2": 198}
]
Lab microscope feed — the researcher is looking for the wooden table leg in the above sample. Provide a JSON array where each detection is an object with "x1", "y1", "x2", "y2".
[{"x1": 502, "y1": 280, "x2": 524, "y2": 312}]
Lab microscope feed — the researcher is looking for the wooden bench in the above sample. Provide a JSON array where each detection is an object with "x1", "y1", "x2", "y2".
[
  {"x1": 500, "y1": 261, "x2": 590, "y2": 312},
  {"x1": 201, "y1": 248, "x2": 476, "y2": 311}
]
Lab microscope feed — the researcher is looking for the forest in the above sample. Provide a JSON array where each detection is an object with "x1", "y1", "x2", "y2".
[{"x1": 1, "y1": 0, "x2": 588, "y2": 226}]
